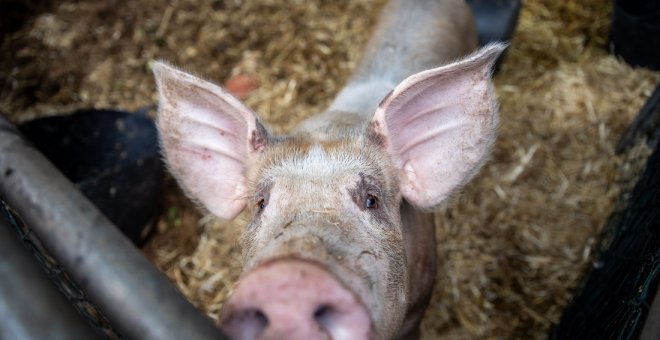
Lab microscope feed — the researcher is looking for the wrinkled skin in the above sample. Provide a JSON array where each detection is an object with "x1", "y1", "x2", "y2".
[
  {"x1": 153, "y1": 0, "x2": 506, "y2": 338},
  {"x1": 239, "y1": 133, "x2": 408, "y2": 338}
]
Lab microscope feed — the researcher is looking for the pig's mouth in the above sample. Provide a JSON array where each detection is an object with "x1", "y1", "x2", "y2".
[{"x1": 219, "y1": 259, "x2": 375, "y2": 340}]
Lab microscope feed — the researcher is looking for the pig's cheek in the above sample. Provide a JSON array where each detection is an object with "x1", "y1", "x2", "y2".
[
  {"x1": 355, "y1": 250, "x2": 380, "y2": 288},
  {"x1": 244, "y1": 206, "x2": 274, "y2": 248},
  {"x1": 252, "y1": 195, "x2": 284, "y2": 243}
]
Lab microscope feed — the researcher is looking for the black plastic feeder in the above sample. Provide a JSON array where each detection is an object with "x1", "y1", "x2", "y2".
[
  {"x1": 609, "y1": 0, "x2": 660, "y2": 70},
  {"x1": 18, "y1": 109, "x2": 164, "y2": 246},
  {"x1": 466, "y1": 0, "x2": 521, "y2": 71}
]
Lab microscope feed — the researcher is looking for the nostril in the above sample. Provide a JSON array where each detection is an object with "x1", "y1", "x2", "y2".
[
  {"x1": 222, "y1": 261, "x2": 373, "y2": 339},
  {"x1": 247, "y1": 309, "x2": 269, "y2": 328},
  {"x1": 313, "y1": 304, "x2": 335, "y2": 329},
  {"x1": 222, "y1": 308, "x2": 269, "y2": 340}
]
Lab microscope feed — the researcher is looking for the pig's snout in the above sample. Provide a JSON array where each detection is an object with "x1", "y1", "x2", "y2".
[{"x1": 220, "y1": 260, "x2": 372, "y2": 340}]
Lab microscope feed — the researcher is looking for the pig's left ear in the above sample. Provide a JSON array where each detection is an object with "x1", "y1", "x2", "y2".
[
  {"x1": 369, "y1": 43, "x2": 506, "y2": 209},
  {"x1": 153, "y1": 62, "x2": 269, "y2": 220}
]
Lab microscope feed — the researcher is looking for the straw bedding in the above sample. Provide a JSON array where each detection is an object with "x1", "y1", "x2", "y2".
[{"x1": 1, "y1": 0, "x2": 658, "y2": 338}]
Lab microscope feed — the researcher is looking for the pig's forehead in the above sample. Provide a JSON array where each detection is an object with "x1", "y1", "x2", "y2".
[{"x1": 263, "y1": 144, "x2": 375, "y2": 181}]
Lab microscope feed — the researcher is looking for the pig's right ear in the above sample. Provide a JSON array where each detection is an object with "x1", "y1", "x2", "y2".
[
  {"x1": 152, "y1": 62, "x2": 269, "y2": 220},
  {"x1": 368, "y1": 43, "x2": 506, "y2": 210}
]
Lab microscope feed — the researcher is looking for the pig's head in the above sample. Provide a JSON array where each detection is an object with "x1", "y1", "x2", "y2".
[{"x1": 153, "y1": 43, "x2": 504, "y2": 340}]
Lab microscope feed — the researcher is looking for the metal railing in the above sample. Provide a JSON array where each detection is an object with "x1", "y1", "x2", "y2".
[{"x1": 0, "y1": 114, "x2": 228, "y2": 340}]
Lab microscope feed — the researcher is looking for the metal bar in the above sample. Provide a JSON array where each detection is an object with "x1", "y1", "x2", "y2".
[
  {"x1": 616, "y1": 84, "x2": 660, "y2": 154},
  {"x1": 0, "y1": 115, "x2": 227, "y2": 340},
  {"x1": 0, "y1": 217, "x2": 98, "y2": 340},
  {"x1": 639, "y1": 286, "x2": 660, "y2": 340}
]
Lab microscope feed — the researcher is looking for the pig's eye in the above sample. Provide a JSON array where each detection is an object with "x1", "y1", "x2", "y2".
[
  {"x1": 256, "y1": 198, "x2": 266, "y2": 211},
  {"x1": 253, "y1": 183, "x2": 271, "y2": 214},
  {"x1": 365, "y1": 195, "x2": 379, "y2": 209}
]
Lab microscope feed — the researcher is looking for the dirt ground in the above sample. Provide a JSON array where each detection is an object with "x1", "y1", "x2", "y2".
[{"x1": 1, "y1": 0, "x2": 659, "y2": 339}]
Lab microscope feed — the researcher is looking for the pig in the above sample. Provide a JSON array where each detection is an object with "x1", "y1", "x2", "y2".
[{"x1": 152, "y1": 0, "x2": 506, "y2": 338}]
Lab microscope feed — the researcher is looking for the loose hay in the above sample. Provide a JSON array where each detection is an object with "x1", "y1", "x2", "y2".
[{"x1": 1, "y1": 0, "x2": 659, "y2": 338}]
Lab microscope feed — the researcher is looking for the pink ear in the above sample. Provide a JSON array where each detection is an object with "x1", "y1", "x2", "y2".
[
  {"x1": 370, "y1": 43, "x2": 506, "y2": 209},
  {"x1": 153, "y1": 62, "x2": 268, "y2": 220}
]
